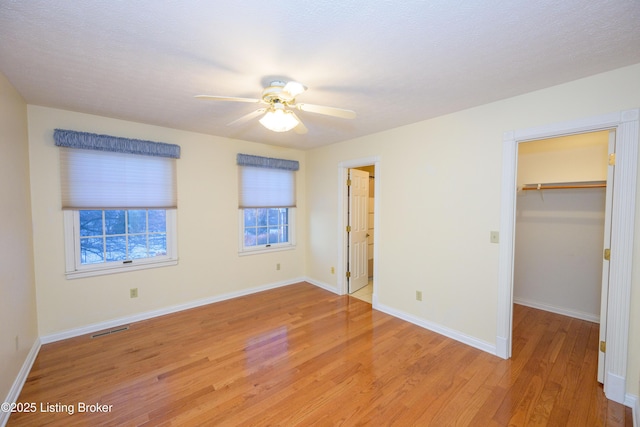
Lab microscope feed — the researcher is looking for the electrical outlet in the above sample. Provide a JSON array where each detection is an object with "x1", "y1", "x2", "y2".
[
  {"x1": 331, "y1": 266, "x2": 335, "y2": 274},
  {"x1": 276, "y1": 263, "x2": 281, "y2": 271},
  {"x1": 416, "y1": 291, "x2": 423, "y2": 301},
  {"x1": 490, "y1": 231, "x2": 500, "y2": 244},
  {"x1": 130, "y1": 288, "x2": 138, "y2": 298}
]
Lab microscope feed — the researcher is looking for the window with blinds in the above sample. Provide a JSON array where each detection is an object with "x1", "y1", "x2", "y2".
[
  {"x1": 237, "y1": 154, "x2": 298, "y2": 254},
  {"x1": 55, "y1": 129, "x2": 180, "y2": 278}
]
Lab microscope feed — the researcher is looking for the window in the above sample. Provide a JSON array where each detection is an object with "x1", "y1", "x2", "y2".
[
  {"x1": 65, "y1": 209, "x2": 177, "y2": 277},
  {"x1": 237, "y1": 154, "x2": 298, "y2": 254},
  {"x1": 55, "y1": 129, "x2": 180, "y2": 278},
  {"x1": 79, "y1": 209, "x2": 168, "y2": 264},
  {"x1": 242, "y1": 207, "x2": 292, "y2": 248}
]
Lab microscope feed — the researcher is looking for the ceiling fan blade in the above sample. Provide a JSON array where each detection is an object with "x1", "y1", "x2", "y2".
[
  {"x1": 291, "y1": 112, "x2": 308, "y2": 134},
  {"x1": 227, "y1": 109, "x2": 266, "y2": 127},
  {"x1": 294, "y1": 103, "x2": 356, "y2": 119},
  {"x1": 195, "y1": 95, "x2": 261, "y2": 103}
]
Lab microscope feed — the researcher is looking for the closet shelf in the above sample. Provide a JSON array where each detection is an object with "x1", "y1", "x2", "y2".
[{"x1": 521, "y1": 181, "x2": 606, "y2": 191}]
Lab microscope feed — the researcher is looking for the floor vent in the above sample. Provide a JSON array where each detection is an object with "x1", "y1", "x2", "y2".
[{"x1": 91, "y1": 325, "x2": 130, "y2": 339}]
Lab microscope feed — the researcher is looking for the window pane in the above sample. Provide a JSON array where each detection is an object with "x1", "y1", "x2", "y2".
[
  {"x1": 105, "y1": 236, "x2": 126, "y2": 261},
  {"x1": 257, "y1": 227, "x2": 268, "y2": 245},
  {"x1": 80, "y1": 237, "x2": 104, "y2": 264},
  {"x1": 268, "y1": 209, "x2": 280, "y2": 225},
  {"x1": 257, "y1": 208, "x2": 268, "y2": 226},
  {"x1": 129, "y1": 235, "x2": 148, "y2": 259},
  {"x1": 79, "y1": 210, "x2": 103, "y2": 237},
  {"x1": 244, "y1": 227, "x2": 257, "y2": 246},
  {"x1": 244, "y1": 209, "x2": 256, "y2": 227},
  {"x1": 268, "y1": 227, "x2": 280, "y2": 244},
  {"x1": 148, "y1": 210, "x2": 166, "y2": 233},
  {"x1": 128, "y1": 210, "x2": 147, "y2": 234},
  {"x1": 149, "y1": 234, "x2": 167, "y2": 256},
  {"x1": 105, "y1": 210, "x2": 126, "y2": 235},
  {"x1": 280, "y1": 208, "x2": 288, "y2": 225}
]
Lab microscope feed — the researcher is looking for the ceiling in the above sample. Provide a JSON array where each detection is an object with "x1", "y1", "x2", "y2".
[{"x1": 1, "y1": 1, "x2": 639, "y2": 150}]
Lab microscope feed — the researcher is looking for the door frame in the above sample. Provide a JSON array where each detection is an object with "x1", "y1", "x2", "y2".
[
  {"x1": 337, "y1": 156, "x2": 380, "y2": 300},
  {"x1": 497, "y1": 109, "x2": 639, "y2": 404}
]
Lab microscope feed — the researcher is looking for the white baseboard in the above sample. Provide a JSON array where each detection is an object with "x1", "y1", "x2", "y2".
[
  {"x1": 625, "y1": 393, "x2": 639, "y2": 427},
  {"x1": 40, "y1": 277, "x2": 306, "y2": 344},
  {"x1": 605, "y1": 372, "x2": 627, "y2": 404},
  {"x1": 514, "y1": 297, "x2": 600, "y2": 323},
  {"x1": 373, "y1": 302, "x2": 496, "y2": 355},
  {"x1": 303, "y1": 277, "x2": 339, "y2": 294},
  {"x1": 495, "y1": 336, "x2": 509, "y2": 359},
  {"x1": 1, "y1": 338, "x2": 41, "y2": 427}
]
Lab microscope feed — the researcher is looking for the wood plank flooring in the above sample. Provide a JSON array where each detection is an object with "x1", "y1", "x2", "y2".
[{"x1": 8, "y1": 282, "x2": 632, "y2": 426}]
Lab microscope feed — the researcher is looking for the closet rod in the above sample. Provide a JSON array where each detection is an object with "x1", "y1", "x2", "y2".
[{"x1": 521, "y1": 182, "x2": 606, "y2": 191}]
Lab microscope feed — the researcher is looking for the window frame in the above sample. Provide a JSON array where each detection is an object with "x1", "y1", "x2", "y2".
[
  {"x1": 63, "y1": 209, "x2": 178, "y2": 279},
  {"x1": 238, "y1": 207, "x2": 296, "y2": 255}
]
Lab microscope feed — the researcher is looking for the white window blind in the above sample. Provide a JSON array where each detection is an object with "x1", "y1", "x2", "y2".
[
  {"x1": 237, "y1": 154, "x2": 298, "y2": 208},
  {"x1": 55, "y1": 129, "x2": 179, "y2": 209},
  {"x1": 60, "y1": 148, "x2": 177, "y2": 209},
  {"x1": 238, "y1": 166, "x2": 295, "y2": 208}
]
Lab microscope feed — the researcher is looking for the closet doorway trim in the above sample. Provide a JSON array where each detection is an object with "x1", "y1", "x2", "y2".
[{"x1": 497, "y1": 108, "x2": 639, "y2": 405}]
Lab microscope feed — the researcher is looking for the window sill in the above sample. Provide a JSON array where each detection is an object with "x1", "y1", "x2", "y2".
[
  {"x1": 65, "y1": 258, "x2": 178, "y2": 280},
  {"x1": 238, "y1": 245, "x2": 296, "y2": 257}
]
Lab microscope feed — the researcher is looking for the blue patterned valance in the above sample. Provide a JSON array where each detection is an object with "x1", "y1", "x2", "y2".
[
  {"x1": 237, "y1": 153, "x2": 299, "y2": 171},
  {"x1": 54, "y1": 129, "x2": 181, "y2": 159}
]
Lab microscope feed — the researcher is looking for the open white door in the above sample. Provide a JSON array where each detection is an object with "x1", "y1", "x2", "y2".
[
  {"x1": 598, "y1": 130, "x2": 616, "y2": 383},
  {"x1": 348, "y1": 168, "x2": 369, "y2": 293}
]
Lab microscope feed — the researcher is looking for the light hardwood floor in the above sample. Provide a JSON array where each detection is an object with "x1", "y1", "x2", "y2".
[{"x1": 8, "y1": 282, "x2": 632, "y2": 426}]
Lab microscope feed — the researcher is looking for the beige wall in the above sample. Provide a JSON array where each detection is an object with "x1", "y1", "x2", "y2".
[
  {"x1": 304, "y1": 63, "x2": 640, "y2": 397},
  {"x1": 0, "y1": 73, "x2": 38, "y2": 401},
  {"x1": 27, "y1": 106, "x2": 306, "y2": 337},
  {"x1": 517, "y1": 131, "x2": 610, "y2": 187}
]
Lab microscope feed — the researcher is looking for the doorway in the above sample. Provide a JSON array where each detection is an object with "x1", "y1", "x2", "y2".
[
  {"x1": 513, "y1": 130, "x2": 612, "y2": 383},
  {"x1": 497, "y1": 109, "x2": 639, "y2": 404},
  {"x1": 348, "y1": 166, "x2": 375, "y2": 303},
  {"x1": 337, "y1": 156, "x2": 380, "y2": 303}
]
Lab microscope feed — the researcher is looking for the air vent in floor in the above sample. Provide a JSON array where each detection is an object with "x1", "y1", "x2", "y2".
[{"x1": 91, "y1": 325, "x2": 130, "y2": 339}]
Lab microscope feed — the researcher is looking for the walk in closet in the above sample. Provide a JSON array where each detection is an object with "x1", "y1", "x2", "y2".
[{"x1": 513, "y1": 130, "x2": 611, "y2": 322}]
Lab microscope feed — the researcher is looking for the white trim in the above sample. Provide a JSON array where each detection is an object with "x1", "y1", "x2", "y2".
[
  {"x1": 375, "y1": 302, "x2": 496, "y2": 355},
  {"x1": 337, "y1": 156, "x2": 381, "y2": 296},
  {"x1": 40, "y1": 277, "x2": 305, "y2": 344},
  {"x1": 625, "y1": 393, "x2": 639, "y2": 427},
  {"x1": 498, "y1": 108, "x2": 639, "y2": 404},
  {"x1": 304, "y1": 277, "x2": 340, "y2": 294},
  {"x1": 496, "y1": 134, "x2": 518, "y2": 359},
  {"x1": 0, "y1": 338, "x2": 41, "y2": 427},
  {"x1": 606, "y1": 372, "x2": 628, "y2": 405},
  {"x1": 513, "y1": 299, "x2": 600, "y2": 323},
  {"x1": 65, "y1": 259, "x2": 179, "y2": 279}
]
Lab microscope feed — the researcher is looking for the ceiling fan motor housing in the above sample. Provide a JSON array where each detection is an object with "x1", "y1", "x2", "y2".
[{"x1": 262, "y1": 81, "x2": 293, "y2": 103}]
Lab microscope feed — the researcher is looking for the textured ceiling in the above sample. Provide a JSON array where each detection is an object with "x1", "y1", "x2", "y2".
[{"x1": 1, "y1": 1, "x2": 639, "y2": 149}]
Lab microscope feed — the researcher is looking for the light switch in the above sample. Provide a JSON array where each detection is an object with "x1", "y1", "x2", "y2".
[{"x1": 490, "y1": 231, "x2": 500, "y2": 244}]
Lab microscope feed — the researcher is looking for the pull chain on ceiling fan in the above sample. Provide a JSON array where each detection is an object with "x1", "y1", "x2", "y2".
[{"x1": 195, "y1": 80, "x2": 356, "y2": 134}]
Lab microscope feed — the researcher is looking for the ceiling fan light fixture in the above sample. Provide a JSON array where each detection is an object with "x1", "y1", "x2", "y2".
[
  {"x1": 283, "y1": 81, "x2": 307, "y2": 98},
  {"x1": 259, "y1": 106, "x2": 299, "y2": 132}
]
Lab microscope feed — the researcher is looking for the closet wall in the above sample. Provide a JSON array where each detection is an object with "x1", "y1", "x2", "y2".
[{"x1": 514, "y1": 131, "x2": 609, "y2": 322}]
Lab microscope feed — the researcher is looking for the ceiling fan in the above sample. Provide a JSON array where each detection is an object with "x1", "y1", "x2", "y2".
[{"x1": 195, "y1": 80, "x2": 356, "y2": 134}]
